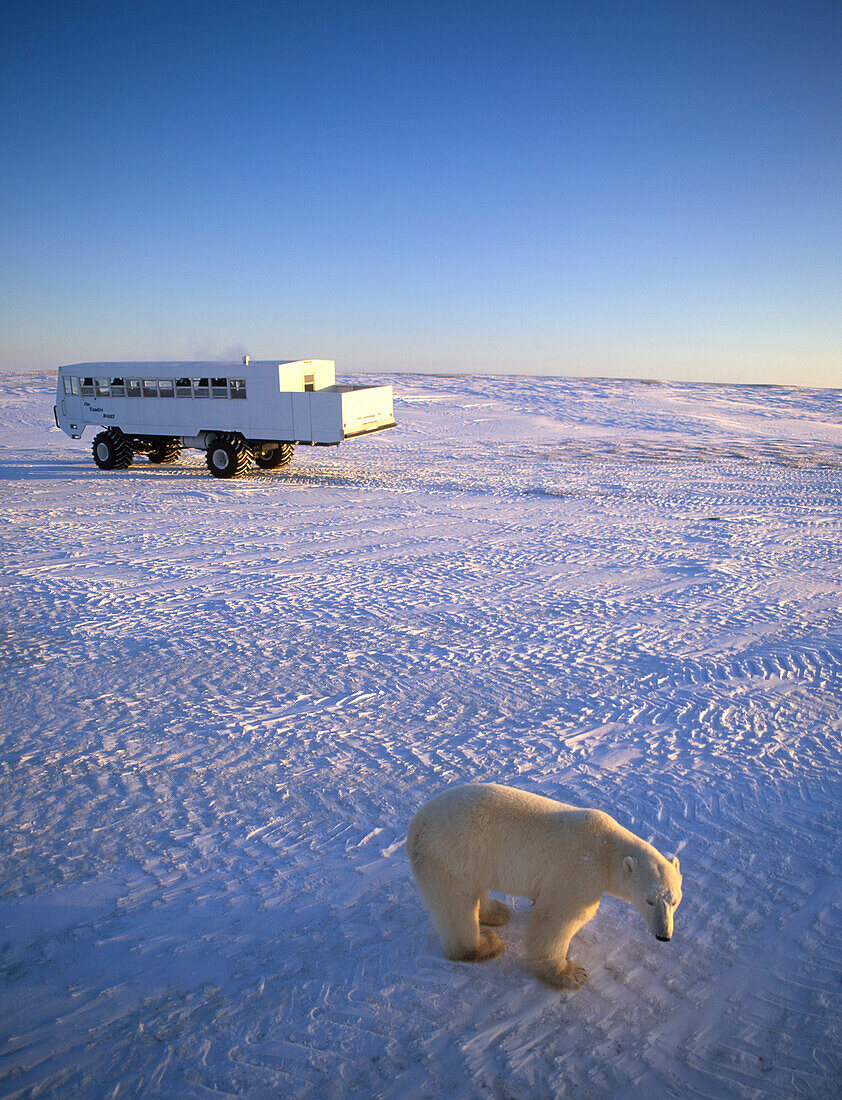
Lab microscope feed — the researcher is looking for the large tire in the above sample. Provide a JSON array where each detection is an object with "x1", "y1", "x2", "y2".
[
  {"x1": 92, "y1": 428, "x2": 133, "y2": 470},
  {"x1": 206, "y1": 435, "x2": 253, "y2": 479},
  {"x1": 254, "y1": 443, "x2": 294, "y2": 469},
  {"x1": 147, "y1": 438, "x2": 182, "y2": 464}
]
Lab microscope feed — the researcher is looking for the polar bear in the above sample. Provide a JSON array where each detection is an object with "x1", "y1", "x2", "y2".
[{"x1": 407, "y1": 783, "x2": 682, "y2": 990}]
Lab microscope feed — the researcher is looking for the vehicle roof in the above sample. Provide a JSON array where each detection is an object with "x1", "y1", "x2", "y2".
[{"x1": 60, "y1": 360, "x2": 327, "y2": 371}]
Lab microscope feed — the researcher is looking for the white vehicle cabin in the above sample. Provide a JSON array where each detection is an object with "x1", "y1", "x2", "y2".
[{"x1": 55, "y1": 359, "x2": 396, "y2": 478}]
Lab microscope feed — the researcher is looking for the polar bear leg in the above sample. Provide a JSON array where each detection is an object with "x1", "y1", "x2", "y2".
[
  {"x1": 479, "y1": 893, "x2": 512, "y2": 927},
  {"x1": 437, "y1": 892, "x2": 505, "y2": 962},
  {"x1": 526, "y1": 908, "x2": 592, "y2": 991},
  {"x1": 415, "y1": 872, "x2": 504, "y2": 962}
]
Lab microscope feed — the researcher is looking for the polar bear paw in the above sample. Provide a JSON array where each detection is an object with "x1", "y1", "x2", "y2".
[
  {"x1": 447, "y1": 928, "x2": 505, "y2": 963},
  {"x1": 476, "y1": 928, "x2": 505, "y2": 960},
  {"x1": 479, "y1": 898, "x2": 512, "y2": 927},
  {"x1": 532, "y1": 957, "x2": 588, "y2": 991}
]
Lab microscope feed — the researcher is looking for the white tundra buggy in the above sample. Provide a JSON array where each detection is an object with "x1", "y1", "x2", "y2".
[{"x1": 54, "y1": 358, "x2": 396, "y2": 478}]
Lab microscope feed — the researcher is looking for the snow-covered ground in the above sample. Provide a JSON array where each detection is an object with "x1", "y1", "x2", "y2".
[{"x1": 1, "y1": 371, "x2": 840, "y2": 1098}]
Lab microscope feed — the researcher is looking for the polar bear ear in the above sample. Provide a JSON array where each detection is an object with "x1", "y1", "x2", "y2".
[
  {"x1": 671, "y1": 856, "x2": 680, "y2": 872},
  {"x1": 623, "y1": 855, "x2": 638, "y2": 874}
]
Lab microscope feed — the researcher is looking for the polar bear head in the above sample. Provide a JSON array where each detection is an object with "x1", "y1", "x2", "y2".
[{"x1": 622, "y1": 852, "x2": 683, "y2": 941}]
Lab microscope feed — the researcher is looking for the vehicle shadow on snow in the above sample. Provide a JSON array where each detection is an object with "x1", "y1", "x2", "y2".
[
  {"x1": 0, "y1": 456, "x2": 221, "y2": 483},
  {"x1": 0, "y1": 457, "x2": 115, "y2": 482},
  {"x1": 0, "y1": 455, "x2": 396, "y2": 489}
]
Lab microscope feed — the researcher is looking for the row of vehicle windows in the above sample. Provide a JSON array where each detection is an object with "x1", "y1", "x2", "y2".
[{"x1": 63, "y1": 376, "x2": 248, "y2": 399}]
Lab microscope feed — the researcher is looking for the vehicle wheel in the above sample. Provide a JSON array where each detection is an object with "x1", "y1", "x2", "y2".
[
  {"x1": 206, "y1": 435, "x2": 253, "y2": 478},
  {"x1": 254, "y1": 443, "x2": 294, "y2": 469},
  {"x1": 92, "y1": 428, "x2": 134, "y2": 470},
  {"x1": 147, "y1": 438, "x2": 182, "y2": 464}
]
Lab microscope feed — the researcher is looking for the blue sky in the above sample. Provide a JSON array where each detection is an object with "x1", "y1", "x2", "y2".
[{"x1": 2, "y1": 0, "x2": 840, "y2": 385}]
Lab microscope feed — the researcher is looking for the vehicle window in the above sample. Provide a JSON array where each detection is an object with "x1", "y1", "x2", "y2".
[
  {"x1": 127, "y1": 379, "x2": 141, "y2": 397},
  {"x1": 159, "y1": 379, "x2": 174, "y2": 398},
  {"x1": 304, "y1": 372, "x2": 315, "y2": 392},
  {"x1": 81, "y1": 377, "x2": 95, "y2": 395},
  {"x1": 175, "y1": 377, "x2": 192, "y2": 397},
  {"x1": 230, "y1": 379, "x2": 247, "y2": 399},
  {"x1": 110, "y1": 377, "x2": 126, "y2": 396},
  {"x1": 95, "y1": 378, "x2": 110, "y2": 396},
  {"x1": 193, "y1": 377, "x2": 209, "y2": 397},
  {"x1": 143, "y1": 379, "x2": 158, "y2": 397},
  {"x1": 62, "y1": 376, "x2": 79, "y2": 396},
  {"x1": 211, "y1": 376, "x2": 228, "y2": 397}
]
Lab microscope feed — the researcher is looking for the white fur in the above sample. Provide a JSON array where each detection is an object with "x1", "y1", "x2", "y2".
[{"x1": 407, "y1": 783, "x2": 683, "y2": 990}]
